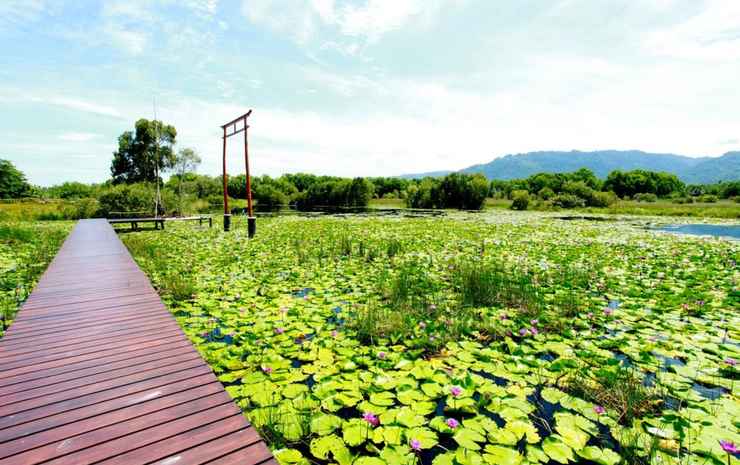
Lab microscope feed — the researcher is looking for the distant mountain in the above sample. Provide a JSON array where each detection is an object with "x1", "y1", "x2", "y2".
[{"x1": 400, "y1": 150, "x2": 740, "y2": 184}]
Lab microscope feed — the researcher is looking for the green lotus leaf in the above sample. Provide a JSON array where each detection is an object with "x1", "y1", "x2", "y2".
[
  {"x1": 453, "y1": 428, "x2": 486, "y2": 450},
  {"x1": 292, "y1": 393, "x2": 320, "y2": 411},
  {"x1": 541, "y1": 387, "x2": 567, "y2": 404},
  {"x1": 353, "y1": 457, "x2": 386, "y2": 465},
  {"x1": 395, "y1": 407, "x2": 426, "y2": 427},
  {"x1": 379, "y1": 445, "x2": 414, "y2": 464},
  {"x1": 410, "y1": 400, "x2": 436, "y2": 415},
  {"x1": 555, "y1": 423, "x2": 589, "y2": 450},
  {"x1": 342, "y1": 419, "x2": 372, "y2": 446},
  {"x1": 455, "y1": 447, "x2": 484, "y2": 465},
  {"x1": 381, "y1": 425, "x2": 404, "y2": 445},
  {"x1": 542, "y1": 436, "x2": 575, "y2": 464},
  {"x1": 487, "y1": 427, "x2": 518, "y2": 446},
  {"x1": 421, "y1": 382, "x2": 443, "y2": 398},
  {"x1": 505, "y1": 419, "x2": 541, "y2": 444},
  {"x1": 370, "y1": 391, "x2": 396, "y2": 406},
  {"x1": 274, "y1": 448, "x2": 306, "y2": 465},
  {"x1": 526, "y1": 446, "x2": 549, "y2": 463},
  {"x1": 282, "y1": 383, "x2": 309, "y2": 399},
  {"x1": 406, "y1": 427, "x2": 438, "y2": 449},
  {"x1": 432, "y1": 451, "x2": 456, "y2": 465},
  {"x1": 310, "y1": 414, "x2": 342, "y2": 436},
  {"x1": 576, "y1": 446, "x2": 621, "y2": 465},
  {"x1": 310, "y1": 434, "x2": 353, "y2": 465},
  {"x1": 482, "y1": 445, "x2": 523, "y2": 465}
]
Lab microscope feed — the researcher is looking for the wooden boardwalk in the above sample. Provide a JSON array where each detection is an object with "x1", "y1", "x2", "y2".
[{"x1": 0, "y1": 219, "x2": 276, "y2": 465}]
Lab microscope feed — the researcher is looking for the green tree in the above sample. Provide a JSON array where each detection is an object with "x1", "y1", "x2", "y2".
[
  {"x1": 0, "y1": 159, "x2": 31, "y2": 199},
  {"x1": 171, "y1": 148, "x2": 201, "y2": 213},
  {"x1": 110, "y1": 119, "x2": 177, "y2": 184}
]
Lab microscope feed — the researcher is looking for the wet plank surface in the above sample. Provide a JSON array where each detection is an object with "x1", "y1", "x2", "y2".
[{"x1": 0, "y1": 219, "x2": 276, "y2": 465}]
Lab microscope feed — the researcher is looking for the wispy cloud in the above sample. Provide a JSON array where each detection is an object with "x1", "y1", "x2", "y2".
[
  {"x1": 242, "y1": 0, "x2": 457, "y2": 45},
  {"x1": 0, "y1": 0, "x2": 47, "y2": 32},
  {"x1": 38, "y1": 97, "x2": 123, "y2": 118},
  {"x1": 58, "y1": 132, "x2": 102, "y2": 142},
  {"x1": 644, "y1": 0, "x2": 740, "y2": 61}
]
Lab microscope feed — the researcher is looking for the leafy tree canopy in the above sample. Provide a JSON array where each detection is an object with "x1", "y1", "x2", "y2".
[
  {"x1": 0, "y1": 159, "x2": 31, "y2": 199},
  {"x1": 110, "y1": 119, "x2": 177, "y2": 184}
]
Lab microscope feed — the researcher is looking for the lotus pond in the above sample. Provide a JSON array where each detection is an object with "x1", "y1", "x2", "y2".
[{"x1": 122, "y1": 212, "x2": 739, "y2": 465}]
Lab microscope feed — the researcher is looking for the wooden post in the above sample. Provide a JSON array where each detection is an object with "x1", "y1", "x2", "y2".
[{"x1": 222, "y1": 125, "x2": 231, "y2": 231}]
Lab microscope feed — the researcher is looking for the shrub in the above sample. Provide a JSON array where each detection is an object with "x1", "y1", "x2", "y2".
[
  {"x1": 699, "y1": 194, "x2": 718, "y2": 203},
  {"x1": 62, "y1": 198, "x2": 100, "y2": 219},
  {"x1": 633, "y1": 193, "x2": 658, "y2": 203},
  {"x1": 537, "y1": 187, "x2": 555, "y2": 200},
  {"x1": 551, "y1": 193, "x2": 585, "y2": 208},
  {"x1": 97, "y1": 183, "x2": 157, "y2": 217},
  {"x1": 587, "y1": 191, "x2": 617, "y2": 208},
  {"x1": 673, "y1": 196, "x2": 694, "y2": 204},
  {"x1": 510, "y1": 190, "x2": 530, "y2": 210}
]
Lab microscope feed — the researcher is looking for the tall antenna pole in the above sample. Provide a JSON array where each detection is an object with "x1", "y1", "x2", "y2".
[{"x1": 153, "y1": 97, "x2": 161, "y2": 219}]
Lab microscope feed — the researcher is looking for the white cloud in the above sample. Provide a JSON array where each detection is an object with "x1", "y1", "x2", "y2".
[
  {"x1": 644, "y1": 0, "x2": 740, "y2": 61},
  {"x1": 242, "y1": 0, "x2": 456, "y2": 44},
  {"x1": 0, "y1": 0, "x2": 47, "y2": 31},
  {"x1": 58, "y1": 132, "x2": 102, "y2": 142},
  {"x1": 98, "y1": 0, "x2": 157, "y2": 55},
  {"x1": 37, "y1": 97, "x2": 123, "y2": 118}
]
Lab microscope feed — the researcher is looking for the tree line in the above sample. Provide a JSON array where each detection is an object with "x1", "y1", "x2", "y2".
[{"x1": 2, "y1": 118, "x2": 739, "y2": 215}]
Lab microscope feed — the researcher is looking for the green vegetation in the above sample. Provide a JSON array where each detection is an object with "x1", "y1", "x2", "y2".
[
  {"x1": 123, "y1": 213, "x2": 739, "y2": 465},
  {"x1": 0, "y1": 159, "x2": 32, "y2": 199},
  {"x1": 0, "y1": 221, "x2": 70, "y2": 336},
  {"x1": 405, "y1": 173, "x2": 490, "y2": 210}
]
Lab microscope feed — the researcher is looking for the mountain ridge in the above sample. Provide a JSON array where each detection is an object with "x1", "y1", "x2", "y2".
[{"x1": 400, "y1": 150, "x2": 740, "y2": 184}]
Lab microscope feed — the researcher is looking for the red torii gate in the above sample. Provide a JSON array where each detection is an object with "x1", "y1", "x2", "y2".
[{"x1": 221, "y1": 110, "x2": 256, "y2": 236}]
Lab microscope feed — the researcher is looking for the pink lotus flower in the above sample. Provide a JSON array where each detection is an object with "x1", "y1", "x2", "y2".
[
  {"x1": 530, "y1": 327, "x2": 539, "y2": 336},
  {"x1": 519, "y1": 328, "x2": 529, "y2": 336},
  {"x1": 720, "y1": 440, "x2": 738, "y2": 454},
  {"x1": 725, "y1": 358, "x2": 737, "y2": 367},
  {"x1": 530, "y1": 319, "x2": 539, "y2": 326},
  {"x1": 450, "y1": 386, "x2": 462, "y2": 397},
  {"x1": 587, "y1": 312, "x2": 594, "y2": 319},
  {"x1": 593, "y1": 405, "x2": 606, "y2": 415},
  {"x1": 274, "y1": 327, "x2": 285, "y2": 334},
  {"x1": 261, "y1": 366, "x2": 273, "y2": 374},
  {"x1": 377, "y1": 351, "x2": 386, "y2": 359},
  {"x1": 362, "y1": 412, "x2": 379, "y2": 427},
  {"x1": 446, "y1": 418, "x2": 459, "y2": 429},
  {"x1": 410, "y1": 439, "x2": 422, "y2": 451},
  {"x1": 603, "y1": 308, "x2": 614, "y2": 316},
  {"x1": 331, "y1": 330, "x2": 338, "y2": 338}
]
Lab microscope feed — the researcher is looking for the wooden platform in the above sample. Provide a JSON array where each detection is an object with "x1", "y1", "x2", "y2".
[{"x1": 0, "y1": 219, "x2": 276, "y2": 465}]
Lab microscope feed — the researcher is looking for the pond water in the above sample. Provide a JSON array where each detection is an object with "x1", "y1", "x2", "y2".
[{"x1": 655, "y1": 224, "x2": 740, "y2": 239}]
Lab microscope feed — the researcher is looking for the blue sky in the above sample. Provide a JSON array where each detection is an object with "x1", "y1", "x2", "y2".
[{"x1": 1, "y1": 0, "x2": 738, "y2": 185}]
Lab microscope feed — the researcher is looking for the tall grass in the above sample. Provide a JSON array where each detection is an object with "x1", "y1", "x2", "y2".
[{"x1": 455, "y1": 261, "x2": 543, "y2": 316}]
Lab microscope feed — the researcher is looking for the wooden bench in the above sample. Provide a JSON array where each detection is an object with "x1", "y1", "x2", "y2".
[{"x1": 108, "y1": 216, "x2": 212, "y2": 231}]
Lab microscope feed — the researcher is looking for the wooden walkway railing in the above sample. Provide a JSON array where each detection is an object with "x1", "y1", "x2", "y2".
[{"x1": 0, "y1": 219, "x2": 276, "y2": 465}]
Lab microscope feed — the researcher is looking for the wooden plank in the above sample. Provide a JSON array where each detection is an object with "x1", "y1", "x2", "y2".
[{"x1": 0, "y1": 219, "x2": 274, "y2": 465}]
